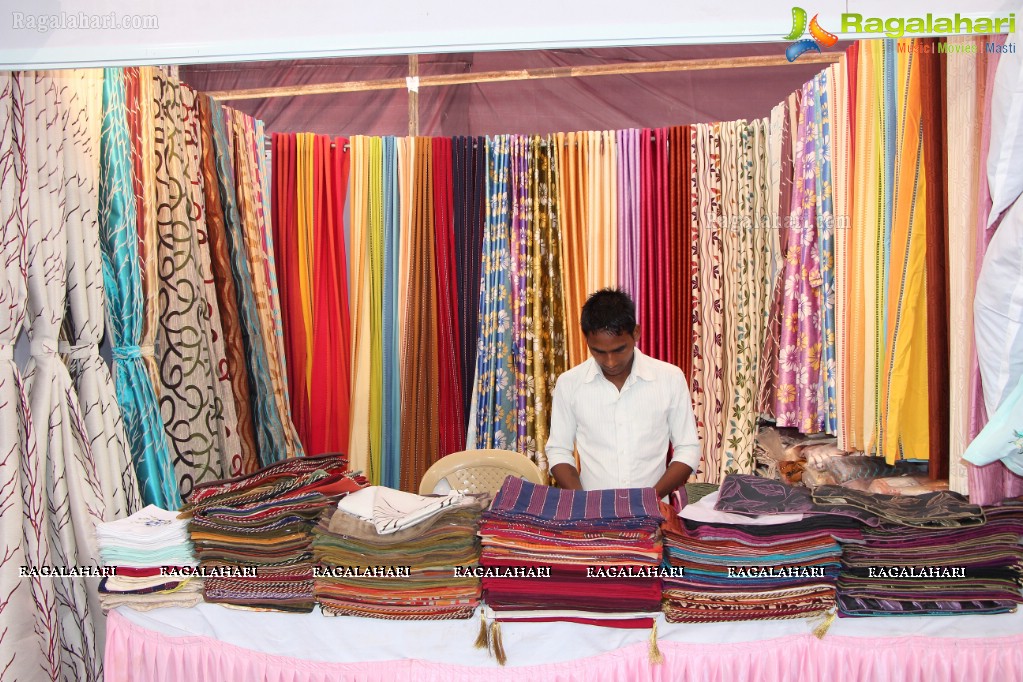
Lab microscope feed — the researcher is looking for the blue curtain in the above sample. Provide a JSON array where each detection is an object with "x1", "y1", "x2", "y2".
[
  {"x1": 98, "y1": 68, "x2": 180, "y2": 509},
  {"x1": 381, "y1": 137, "x2": 402, "y2": 487},
  {"x1": 474, "y1": 136, "x2": 517, "y2": 448}
]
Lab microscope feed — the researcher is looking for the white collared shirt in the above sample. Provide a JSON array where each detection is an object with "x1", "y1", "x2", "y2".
[{"x1": 544, "y1": 348, "x2": 702, "y2": 490}]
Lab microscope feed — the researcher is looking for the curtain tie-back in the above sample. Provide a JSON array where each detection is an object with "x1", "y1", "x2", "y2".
[
  {"x1": 59, "y1": 341, "x2": 99, "y2": 361},
  {"x1": 0, "y1": 342, "x2": 12, "y2": 361},
  {"x1": 113, "y1": 344, "x2": 152, "y2": 361},
  {"x1": 29, "y1": 337, "x2": 58, "y2": 357}
]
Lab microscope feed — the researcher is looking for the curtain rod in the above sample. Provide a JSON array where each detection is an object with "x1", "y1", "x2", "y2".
[{"x1": 207, "y1": 53, "x2": 842, "y2": 101}]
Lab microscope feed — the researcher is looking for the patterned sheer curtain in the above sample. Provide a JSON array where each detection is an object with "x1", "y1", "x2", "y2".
[
  {"x1": 151, "y1": 72, "x2": 237, "y2": 500},
  {"x1": 61, "y1": 69, "x2": 142, "y2": 520},
  {"x1": 99, "y1": 68, "x2": 179, "y2": 509},
  {"x1": 22, "y1": 69, "x2": 106, "y2": 682},
  {"x1": 0, "y1": 70, "x2": 56, "y2": 682}
]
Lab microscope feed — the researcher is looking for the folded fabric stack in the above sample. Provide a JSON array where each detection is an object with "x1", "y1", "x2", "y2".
[
  {"x1": 809, "y1": 488, "x2": 1023, "y2": 617},
  {"x1": 479, "y1": 477, "x2": 665, "y2": 627},
  {"x1": 184, "y1": 454, "x2": 364, "y2": 612},
  {"x1": 97, "y1": 505, "x2": 203, "y2": 611},
  {"x1": 660, "y1": 482, "x2": 859, "y2": 623},
  {"x1": 313, "y1": 486, "x2": 490, "y2": 619}
]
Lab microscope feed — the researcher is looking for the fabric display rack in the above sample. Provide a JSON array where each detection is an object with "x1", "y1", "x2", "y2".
[{"x1": 2, "y1": 27, "x2": 1023, "y2": 682}]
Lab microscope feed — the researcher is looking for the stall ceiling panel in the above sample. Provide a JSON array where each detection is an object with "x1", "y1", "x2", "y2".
[{"x1": 1, "y1": 0, "x2": 1018, "y2": 69}]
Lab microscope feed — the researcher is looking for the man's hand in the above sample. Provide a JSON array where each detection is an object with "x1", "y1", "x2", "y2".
[
  {"x1": 654, "y1": 462, "x2": 693, "y2": 499},
  {"x1": 551, "y1": 463, "x2": 584, "y2": 490}
]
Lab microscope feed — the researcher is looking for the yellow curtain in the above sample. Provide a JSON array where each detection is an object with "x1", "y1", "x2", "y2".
[
  {"x1": 880, "y1": 39, "x2": 931, "y2": 463},
  {"x1": 348, "y1": 136, "x2": 371, "y2": 472}
]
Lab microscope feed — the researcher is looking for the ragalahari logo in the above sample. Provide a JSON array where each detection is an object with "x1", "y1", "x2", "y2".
[{"x1": 785, "y1": 7, "x2": 839, "y2": 62}]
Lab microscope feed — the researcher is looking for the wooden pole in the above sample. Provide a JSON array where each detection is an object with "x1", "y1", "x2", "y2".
[
  {"x1": 408, "y1": 54, "x2": 419, "y2": 137},
  {"x1": 207, "y1": 52, "x2": 842, "y2": 100}
]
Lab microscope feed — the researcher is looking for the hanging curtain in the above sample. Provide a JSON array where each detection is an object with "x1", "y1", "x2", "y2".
[
  {"x1": 433, "y1": 136, "x2": 466, "y2": 456},
  {"x1": 719, "y1": 122, "x2": 741, "y2": 467},
  {"x1": 687, "y1": 126, "x2": 704, "y2": 477},
  {"x1": 847, "y1": 42, "x2": 880, "y2": 453},
  {"x1": 99, "y1": 69, "x2": 179, "y2": 509},
  {"x1": 231, "y1": 109, "x2": 303, "y2": 461},
  {"x1": 879, "y1": 40, "x2": 931, "y2": 464},
  {"x1": 691, "y1": 123, "x2": 725, "y2": 481},
  {"x1": 475, "y1": 136, "x2": 517, "y2": 450},
  {"x1": 308, "y1": 135, "x2": 352, "y2": 455},
  {"x1": 639, "y1": 128, "x2": 672, "y2": 364},
  {"x1": 22, "y1": 69, "x2": 106, "y2": 682},
  {"x1": 617, "y1": 129, "x2": 641, "y2": 304},
  {"x1": 367, "y1": 137, "x2": 384, "y2": 483},
  {"x1": 0, "y1": 70, "x2": 57, "y2": 682},
  {"x1": 966, "y1": 39, "x2": 1023, "y2": 503},
  {"x1": 669, "y1": 125, "x2": 694, "y2": 378},
  {"x1": 197, "y1": 96, "x2": 259, "y2": 475},
  {"x1": 124, "y1": 67, "x2": 162, "y2": 394},
  {"x1": 720, "y1": 119, "x2": 772, "y2": 477},
  {"x1": 832, "y1": 60, "x2": 852, "y2": 451},
  {"x1": 555, "y1": 132, "x2": 589, "y2": 366},
  {"x1": 919, "y1": 39, "x2": 949, "y2": 479},
  {"x1": 775, "y1": 85, "x2": 824, "y2": 436},
  {"x1": 946, "y1": 37, "x2": 980, "y2": 495},
  {"x1": 381, "y1": 136, "x2": 401, "y2": 486},
  {"x1": 587, "y1": 131, "x2": 617, "y2": 294},
  {"x1": 348, "y1": 136, "x2": 371, "y2": 474},
  {"x1": 399, "y1": 138, "x2": 441, "y2": 491},
  {"x1": 207, "y1": 100, "x2": 288, "y2": 467},
  {"x1": 759, "y1": 99, "x2": 791, "y2": 420},
  {"x1": 272, "y1": 133, "x2": 311, "y2": 448},
  {"x1": 529, "y1": 134, "x2": 568, "y2": 475},
  {"x1": 453, "y1": 136, "x2": 486, "y2": 437},
  {"x1": 181, "y1": 84, "x2": 243, "y2": 474},
  {"x1": 62, "y1": 68, "x2": 142, "y2": 520},
  {"x1": 812, "y1": 73, "x2": 839, "y2": 436},
  {"x1": 151, "y1": 72, "x2": 233, "y2": 498},
  {"x1": 510, "y1": 135, "x2": 531, "y2": 456}
]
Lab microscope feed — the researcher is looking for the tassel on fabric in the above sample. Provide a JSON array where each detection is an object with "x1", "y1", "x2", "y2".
[
  {"x1": 490, "y1": 620, "x2": 507, "y2": 666},
  {"x1": 648, "y1": 620, "x2": 664, "y2": 664},
  {"x1": 810, "y1": 608, "x2": 837, "y2": 639},
  {"x1": 474, "y1": 610, "x2": 490, "y2": 651}
]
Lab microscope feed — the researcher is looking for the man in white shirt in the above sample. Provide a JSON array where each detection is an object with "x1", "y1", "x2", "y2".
[{"x1": 546, "y1": 288, "x2": 702, "y2": 498}]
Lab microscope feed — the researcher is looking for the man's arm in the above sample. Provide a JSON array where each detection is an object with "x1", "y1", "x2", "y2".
[
  {"x1": 551, "y1": 463, "x2": 584, "y2": 490},
  {"x1": 654, "y1": 461, "x2": 692, "y2": 499},
  {"x1": 545, "y1": 375, "x2": 580, "y2": 488},
  {"x1": 663, "y1": 372, "x2": 702, "y2": 496}
]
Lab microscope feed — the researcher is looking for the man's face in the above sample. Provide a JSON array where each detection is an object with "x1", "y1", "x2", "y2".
[{"x1": 585, "y1": 327, "x2": 640, "y2": 381}]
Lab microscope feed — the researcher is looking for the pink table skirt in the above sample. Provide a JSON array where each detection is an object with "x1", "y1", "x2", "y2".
[{"x1": 105, "y1": 609, "x2": 1023, "y2": 682}]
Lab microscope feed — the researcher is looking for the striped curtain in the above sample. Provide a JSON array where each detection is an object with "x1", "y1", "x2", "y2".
[{"x1": 399, "y1": 138, "x2": 441, "y2": 491}]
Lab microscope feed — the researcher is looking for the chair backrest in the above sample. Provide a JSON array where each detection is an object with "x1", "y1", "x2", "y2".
[{"x1": 418, "y1": 449, "x2": 546, "y2": 496}]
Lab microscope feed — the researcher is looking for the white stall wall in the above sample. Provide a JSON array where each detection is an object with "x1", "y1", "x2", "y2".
[{"x1": 0, "y1": 0, "x2": 1019, "y2": 69}]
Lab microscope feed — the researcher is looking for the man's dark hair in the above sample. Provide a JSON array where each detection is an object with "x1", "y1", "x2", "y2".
[{"x1": 580, "y1": 288, "x2": 637, "y2": 336}]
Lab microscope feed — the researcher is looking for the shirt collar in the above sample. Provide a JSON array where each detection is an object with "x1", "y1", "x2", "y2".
[{"x1": 582, "y1": 348, "x2": 657, "y2": 384}]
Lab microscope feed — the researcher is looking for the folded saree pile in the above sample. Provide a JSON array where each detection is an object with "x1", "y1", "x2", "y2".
[
  {"x1": 184, "y1": 454, "x2": 364, "y2": 612},
  {"x1": 312, "y1": 486, "x2": 490, "y2": 619},
  {"x1": 479, "y1": 477, "x2": 665, "y2": 627},
  {"x1": 97, "y1": 504, "x2": 203, "y2": 611},
  {"x1": 829, "y1": 495, "x2": 1023, "y2": 617},
  {"x1": 660, "y1": 483, "x2": 857, "y2": 623}
]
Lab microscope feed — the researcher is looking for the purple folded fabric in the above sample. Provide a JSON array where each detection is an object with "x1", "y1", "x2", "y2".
[{"x1": 714, "y1": 475, "x2": 880, "y2": 525}]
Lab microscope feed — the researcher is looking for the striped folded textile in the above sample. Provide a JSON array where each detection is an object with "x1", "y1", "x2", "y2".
[
  {"x1": 481, "y1": 479, "x2": 664, "y2": 628},
  {"x1": 187, "y1": 454, "x2": 365, "y2": 612}
]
